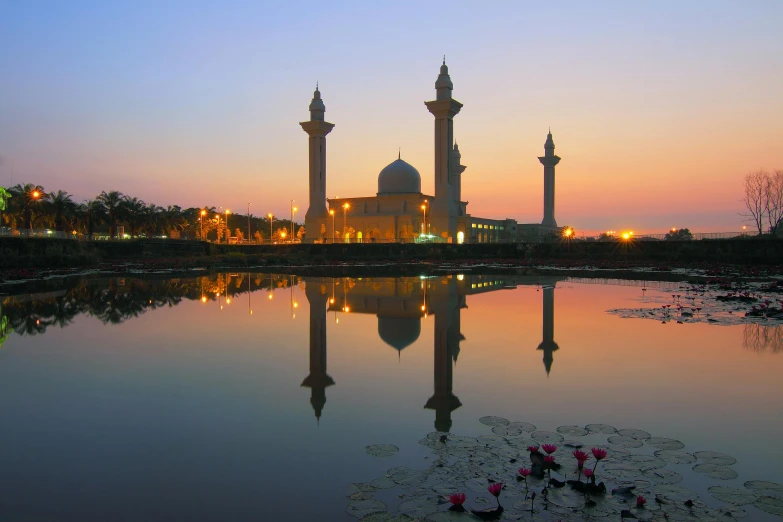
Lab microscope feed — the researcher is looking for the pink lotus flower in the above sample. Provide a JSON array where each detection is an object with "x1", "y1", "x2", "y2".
[
  {"x1": 544, "y1": 455, "x2": 556, "y2": 463},
  {"x1": 591, "y1": 448, "x2": 607, "y2": 460},
  {"x1": 583, "y1": 469, "x2": 594, "y2": 478},
  {"x1": 449, "y1": 492, "x2": 466, "y2": 506},
  {"x1": 541, "y1": 444, "x2": 557, "y2": 454},
  {"x1": 573, "y1": 450, "x2": 590, "y2": 462},
  {"x1": 636, "y1": 495, "x2": 646, "y2": 508},
  {"x1": 527, "y1": 445, "x2": 540, "y2": 453},
  {"x1": 488, "y1": 483, "x2": 503, "y2": 497},
  {"x1": 518, "y1": 468, "x2": 532, "y2": 477}
]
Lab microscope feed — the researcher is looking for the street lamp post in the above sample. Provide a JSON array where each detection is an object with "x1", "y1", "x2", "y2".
[
  {"x1": 225, "y1": 209, "x2": 231, "y2": 245},
  {"x1": 247, "y1": 203, "x2": 251, "y2": 244},
  {"x1": 342, "y1": 202, "x2": 350, "y2": 243},
  {"x1": 290, "y1": 201, "x2": 297, "y2": 243},
  {"x1": 421, "y1": 201, "x2": 427, "y2": 236},
  {"x1": 268, "y1": 213, "x2": 273, "y2": 244},
  {"x1": 329, "y1": 209, "x2": 335, "y2": 244},
  {"x1": 200, "y1": 209, "x2": 207, "y2": 241}
]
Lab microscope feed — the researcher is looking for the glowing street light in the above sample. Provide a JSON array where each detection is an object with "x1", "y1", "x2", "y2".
[
  {"x1": 329, "y1": 209, "x2": 335, "y2": 244},
  {"x1": 290, "y1": 200, "x2": 298, "y2": 242},
  {"x1": 224, "y1": 210, "x2": 231, "y2": 245},
  {"x1": 342, "y1": 202, "x2": 350, "y2": 243},
  {"x1": 31, "y1": 190, "x2": 40, "y2": 199},
  {"x1": 421, "y1": 200, "x2": 428, "y2": 235},
  {"x1": 267, "y1": 213, "x2": 273, "y2": 244}
]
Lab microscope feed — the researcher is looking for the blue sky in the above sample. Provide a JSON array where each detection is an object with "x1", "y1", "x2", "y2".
[{"x1": 1, "y1": 1, "x2": 781, "y2": 232}]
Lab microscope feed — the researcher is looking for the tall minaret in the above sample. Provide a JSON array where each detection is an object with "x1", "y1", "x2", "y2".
[
  {"x1": 538, "y1": 130, "x2": 561, "y2": 229},
  {"x1": 536, "y1": 284, "x2": 559, "y2": 376},
  {"x1": 300, "y1": 85, "x2": 335, "y2": 242},
  {"x1": 425, "y1": 59, "x2": 462, "y2": 240},
  {"x1": 301, "y1": 279, "x2": 335, "y2": 423}
]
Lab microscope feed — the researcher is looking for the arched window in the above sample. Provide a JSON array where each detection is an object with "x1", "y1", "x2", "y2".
[{"x1": 457, "y1": 231, "x2": 465, "y2": 244}]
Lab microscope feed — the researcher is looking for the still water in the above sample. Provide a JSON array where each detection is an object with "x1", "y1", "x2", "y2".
[{"x1": 0, "y1": 273, "x2": 781, "y2": 521}]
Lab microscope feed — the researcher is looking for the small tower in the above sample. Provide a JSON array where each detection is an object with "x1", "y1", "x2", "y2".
[
  {"x1": 538, "y1": 129, "x2": 561, "y2": 229},
  {"x1": 451, "y1": 142, "x2": 467, "y2": 213},
  {"x1": 425, "y1": 58, "x2": 462, "y2": 240},
  {"x1": 300, "y1": 85, "x2": 335, "y2": 241}
]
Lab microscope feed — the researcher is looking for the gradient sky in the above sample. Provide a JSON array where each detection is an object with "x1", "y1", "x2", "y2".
[{"x1": 1, "y1": 1, "x2": 781, "y2": 233}]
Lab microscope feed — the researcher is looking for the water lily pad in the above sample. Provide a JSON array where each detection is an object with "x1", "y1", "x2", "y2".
[
  {"x1": 425, "y1": 512, "x2": 475, "y2": 521},
  {"x1": 557, "y1": 425, "x2": 588, "y2": 437},
  {"x1": 531, "y1": 430, "x2": 564, "y2": 444},
  {"x1": 347, "y1": 499, "x2": 387, "y2": 518},
  {"x1": 628, "y1": 455, "x2": 666, "y2": 471},
  {"x1": 369, "y1": 476, "x2": 397, "y2": 489},
  {"x1": 491, "y1": 425, "x2": 522, "y2": 437},
  {"x1": 692, "y1": 464, "x2": 738, "y2": 480},
  {"x1": 477, "y1": 434, "x2": 507, "y2": 446},
  {"x1": 653, "y1": 484, "x2": 698, "y2": 501},
  {"x1": 366, "y1": 444, "x2": 400, "y2": 458},
  {"x1": 562, "y1": 440, "x2": 583, "y2": 449},
  {"x1": 744, "y1": 480, "x2": 783, "y2": 499},
  {"x1": 617, "y1": 428, "x2": 651, "y2": 440},
  {"x1": 397, "y1": 496, "x2": 440, "y2": 518},
  {"x1": 388, "y1": 467, "x2": 419, "y2": 484},
  {"x1": 693, "y1": 451, "x2": 736, "y2": 466},
  {"x1": 604, "y1": 462, "x2": 642, "y2": 479},
  {"x1": 508, "y1": 421, "x2": 537, "y2": 433},
  {"x1": 645, "y1": 437, "x2": 685, "y2": 451},
  {"x1": 465, "y1": 478, "x2": 491, "y2": 493},
  {"x1": 707, "y1": 486, "x2": 756, "y2": 506},
  {"x1": 654, "y1": 450, "x2": 696, "y2": 465},
  {"x1": 754, "y1": 495, "x2": 783, "y2": 516},
  {"x1": 642, "y1": 468, "x2": 683, "y2": 485},
  {"x1": 586, "y1": 423, "x2": 617, "y2": 434},
  {"x1": 479, "y1": 416, "x2": 509, "y2": 427},
  {"x1": 608, "y1": 435, "x2": 644, "y2": 449},
  {"x1": 547, "y1": 487, "x2": 584, "y2": 508}
]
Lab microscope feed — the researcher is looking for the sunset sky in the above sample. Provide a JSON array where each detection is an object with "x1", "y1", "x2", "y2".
[{"x1": 1, "y1": 1, "x2": 781, "y2": 233}]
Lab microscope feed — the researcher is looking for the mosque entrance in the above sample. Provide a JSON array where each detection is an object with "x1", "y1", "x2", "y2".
[{"x1": 457, "y1": 231, "x2": 464, "y2": 244}]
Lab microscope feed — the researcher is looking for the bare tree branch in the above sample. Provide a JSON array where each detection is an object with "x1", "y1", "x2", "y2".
[
  {"x1": 743, "y1": 170, "x2": 768, "y2": 234},
  {"x1": 766, "y1": 169, "x2": 783, "y2": 234}
]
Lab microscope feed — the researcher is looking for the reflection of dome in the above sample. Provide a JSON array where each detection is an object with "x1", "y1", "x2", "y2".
[
  {"x1": 378, "y1": 316, "x2": 421, "y2": 351},
  {"x1": 378, "y1": 159, "x2": 421, "y2": 195}
]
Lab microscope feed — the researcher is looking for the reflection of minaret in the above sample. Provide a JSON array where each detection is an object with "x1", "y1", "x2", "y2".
[
  {"x1": 301, "y1": 281, "x2": 334, "y2": 423},
  {"x1": 424, "y1": 278, "x2": 463, "y2": 432},
  {"x1": 536, "y1": 285, "x2": 559, "y2": 375}
]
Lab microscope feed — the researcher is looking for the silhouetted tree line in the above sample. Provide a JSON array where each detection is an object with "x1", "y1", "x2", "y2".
[
  {"x1": 0, "y1": 184, "x2": 302, "y2": 242},
  {"x1": 1, "y1": 273, "x2": 296, "y2": 337}
]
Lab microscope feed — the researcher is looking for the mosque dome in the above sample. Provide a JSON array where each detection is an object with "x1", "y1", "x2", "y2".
[
  {"x1": 378, "y1": 316, "x2": 421, "y2": 351},
  {"x1": 378, "y1": 158, "x2": 422, "y2": 195}
]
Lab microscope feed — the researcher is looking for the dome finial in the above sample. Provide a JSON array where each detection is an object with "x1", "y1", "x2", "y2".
[
  {"x1": 443, "y1": 55, "x2": 446, "y2": 65},
  {"x1": 398, "y1": 147, "x2": 401, "y2": 160}
]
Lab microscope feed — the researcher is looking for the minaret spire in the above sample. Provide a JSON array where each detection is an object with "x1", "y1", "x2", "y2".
[
  {"x1": 301, "y1": 87, "x2": 335, "y2": 241},
  {"x1": 538, "y1": 129, "x2": 561, "y2": 229}
]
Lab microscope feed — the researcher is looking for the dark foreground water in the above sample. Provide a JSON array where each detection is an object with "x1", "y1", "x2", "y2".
[{"x1": 0, "y1": 273, "x2": 781, "y2": 521}]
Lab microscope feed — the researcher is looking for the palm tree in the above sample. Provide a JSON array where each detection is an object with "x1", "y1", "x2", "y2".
[
  {"x1": 79, "y1": 199, "x2": 105, "y2": 240},
  {"x1": 9, "y1": 183, "x2": 48, "y2": 231},
  {"x1": 120, "y1": 196, "x2": 147, "y2": 238},
  {"x1": 49, "y1": 190, "x2": 76, "y2": 232},
  {"x1": 97, "y1": 190, "x2": 124, "y2": 239}
]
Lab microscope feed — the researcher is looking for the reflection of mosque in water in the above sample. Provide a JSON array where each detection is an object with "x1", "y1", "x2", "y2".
[{"x1": 303, "y1": 274, "x2": 564, "y2": 431}]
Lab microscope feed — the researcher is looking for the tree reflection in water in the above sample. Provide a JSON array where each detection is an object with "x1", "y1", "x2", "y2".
[
  {"x1": 1, "y1": 274, "x2": 292, "y2": 335},
  {"x1": 743, "y1": 323, "x2": 783, "y2": 353}
]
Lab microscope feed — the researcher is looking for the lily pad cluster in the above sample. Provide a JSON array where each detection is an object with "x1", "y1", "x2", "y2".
[
  {"x1": 346, "y1": 417, "x2": 783, "y2": 520},
  {"x1": 607, "y1": 281, "x2": 783, "y2": 327}
]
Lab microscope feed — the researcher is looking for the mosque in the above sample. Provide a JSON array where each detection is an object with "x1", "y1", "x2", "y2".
[{"x1": 300, "y1": 60, "x2": 562, "y2": 244}]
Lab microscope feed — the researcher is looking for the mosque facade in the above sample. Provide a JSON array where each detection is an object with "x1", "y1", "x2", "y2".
[{"x1": 301, "y1": 61, "x2": 561, "y2": 244}]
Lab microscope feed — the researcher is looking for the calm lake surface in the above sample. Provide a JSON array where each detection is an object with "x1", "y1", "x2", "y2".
[{"x1": 0, "y1": 273, "x2": 781, "y2": 521}]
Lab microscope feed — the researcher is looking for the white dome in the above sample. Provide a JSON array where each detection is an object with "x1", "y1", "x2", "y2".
[{"x1": 378, "y1": 158, "x2": 421, "y2": 195}]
